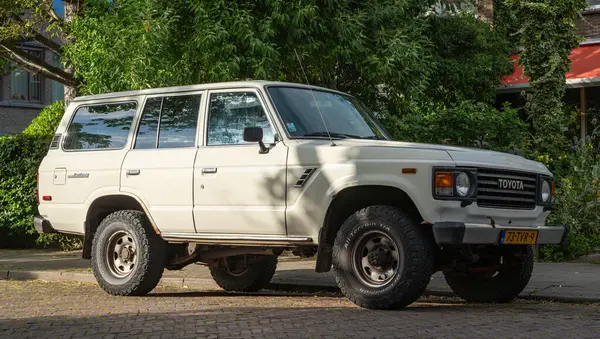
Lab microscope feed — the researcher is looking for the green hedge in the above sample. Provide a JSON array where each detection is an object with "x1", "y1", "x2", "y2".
[
  {"x1": 384, "y1": 101, "x2": 529, "y2": 152},
  {"x1": 0, "y1": 101, "x2": 82, "y2": 250},
  {"x1": 538, "y1": 146, "x2": 600, "y2": 261}
]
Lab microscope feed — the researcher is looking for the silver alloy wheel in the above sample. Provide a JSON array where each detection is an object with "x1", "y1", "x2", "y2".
[
  {"x1": 352, "y1": 230, "x2": 403, "y2": 287},
  {"x1": 106, "y1": 231, "x2": 137, "y2": 278}
]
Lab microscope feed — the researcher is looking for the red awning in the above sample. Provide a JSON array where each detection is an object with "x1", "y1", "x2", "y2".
[{"x1": 501, "y1": 42, "x2": 600, "y2": 87}]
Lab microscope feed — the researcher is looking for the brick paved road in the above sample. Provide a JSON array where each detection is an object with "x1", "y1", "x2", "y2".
[{"x1": 1, "y1": 280, "x2": 598, "y2": 339}]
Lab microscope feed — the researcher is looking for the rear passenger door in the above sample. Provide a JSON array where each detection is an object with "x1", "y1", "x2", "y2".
[{"x1": 120, "y1": 92, "x2": 204, "y2": 233}]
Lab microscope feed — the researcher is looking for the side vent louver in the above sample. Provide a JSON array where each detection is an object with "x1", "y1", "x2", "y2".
[
  {"x1": 49, "y1": 134, "x2": 62, "y2": 149},
  {"x1": 294, "y1": 168, "x2": 316, "y2": 188}
]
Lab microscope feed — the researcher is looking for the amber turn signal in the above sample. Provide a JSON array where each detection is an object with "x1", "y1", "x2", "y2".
[
  {"x1": 435, "y1": 172, "x2": 454, "y2": 196},
  {"x1": 435, "y1": 172, "x2": 453, "y2": 187}
]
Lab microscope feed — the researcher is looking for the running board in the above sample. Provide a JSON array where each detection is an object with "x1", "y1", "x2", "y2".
[{"x1": 161, "y1": 233, "x2": 314, "y2": 247}]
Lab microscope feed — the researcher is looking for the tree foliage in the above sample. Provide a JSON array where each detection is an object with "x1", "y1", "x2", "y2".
[
  {"x1": 505, "y1": 0, "x2": 588, "y2": 154},
  {"x1": 66, "y1": 0, "x2": 511, "y2": 114},
  {"x1": 425, "y1": 12, "x2": 514, "y2": 103}
]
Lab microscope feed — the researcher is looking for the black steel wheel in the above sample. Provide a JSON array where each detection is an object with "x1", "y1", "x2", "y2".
[
  {"x1": 332, "y1": 205, "x2": 435, "y2": 310},
  {"x1": 91, "y1": 210, "x2": 166, "y2": 296}
]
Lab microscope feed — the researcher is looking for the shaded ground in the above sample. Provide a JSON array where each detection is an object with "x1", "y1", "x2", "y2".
[
  {"x1": 0, "y1": 280, "x2": 598, "y2": 339},
  {"x1": 2, "y1": 249, "x2": 600, "y2": 302}
]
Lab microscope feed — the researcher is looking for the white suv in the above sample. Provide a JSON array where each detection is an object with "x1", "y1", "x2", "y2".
[{"x1": 35, "y1": 81, "x2": 566, "y2": 310}]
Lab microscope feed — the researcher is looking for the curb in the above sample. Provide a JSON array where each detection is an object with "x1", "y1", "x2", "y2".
[{"x1": 2, "y1": 269, "x2": 598, "y2": 304}]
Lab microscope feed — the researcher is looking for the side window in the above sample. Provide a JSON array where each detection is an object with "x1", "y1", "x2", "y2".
[
  {"x1": 63, "y1": 102, "x2": 137, "y2": 150},
  {"x1": 134, "y1": 94, "x2": 201, "y2": 149},
  {"x1": 207, "y1": 92, "x2": 275, "y2": 146},
  {"x1": 134, "y1": 98, "x2": 161, "y2": 149}
]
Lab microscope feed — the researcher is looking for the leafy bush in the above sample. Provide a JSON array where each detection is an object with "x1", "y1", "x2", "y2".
[
  {"x1": 0, "y1": 101, "x2": 81, "y2": 250},
  {"x1": 538, "y1": 145, "x2": 600, "y2": 261},
  {"x1": 0, "y1": 134, "x2": 49, "y2": 242},
  {"x1": 23, "y1": 101, "x2": 65, "y2": 137},
  {"x1": 383, "y1": 101, "x2": 529, "y2": 152}
]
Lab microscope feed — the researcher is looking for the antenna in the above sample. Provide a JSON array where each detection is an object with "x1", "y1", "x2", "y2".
[{"x1": 293, "y1": 48, "x2": 335, "y2": 147}]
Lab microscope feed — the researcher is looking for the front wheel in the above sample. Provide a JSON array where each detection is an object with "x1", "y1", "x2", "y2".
[
  {"x1": 443, "y1": 245, "x2": 534, "y2": 303},
  {"x1": 332, "y1": 205, "x2": 435, "y2": 310},
  {"x1": 209, "y1": 255, "x2": 278, "y2": 292},
  {"x1": 91, "y1": 210, "x2": 166, "y2": 296}
]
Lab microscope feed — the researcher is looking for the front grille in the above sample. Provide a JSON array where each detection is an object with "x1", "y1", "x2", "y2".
[{"x1": 476, "y1": 168, "x2": 537, "y2": 209}]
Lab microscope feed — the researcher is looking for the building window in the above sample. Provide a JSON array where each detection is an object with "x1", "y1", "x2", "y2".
[
  {"x1": 51, "y1": 53, "x2": 64, "y2": 102},
  {"x1": 10, "y1": 49, "x2": 43, "y2": 102}
]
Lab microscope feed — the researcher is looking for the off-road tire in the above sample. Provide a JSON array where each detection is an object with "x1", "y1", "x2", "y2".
[
  {"x1": 443, "y1": 245, "x2": 534, "y2": 303},
  {"x1": 91, "y1": 210, "x2": 166, "y2": 296},
  {"x1": 332, "y1": 205, "x2": 435, "y2": 310},
  {"x1": 210, "y1": 255, "x2": 278, "y2": 292}
]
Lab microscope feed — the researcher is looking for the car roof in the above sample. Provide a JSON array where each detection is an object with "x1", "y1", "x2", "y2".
[{"x1": 72, "y1": 80, "x2": 351, "y2": 102}]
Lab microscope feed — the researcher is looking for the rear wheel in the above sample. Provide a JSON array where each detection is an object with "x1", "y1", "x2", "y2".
[
  {"x1": 443, "y1": 245, "x2": 534, "y2": 303},
  {"x1": 209, "y1": 255, "x2": 278, "y2": 292},
  {"x1": 91, "y1": 210, "x2": 166, "y2": 296},
  {"x1": 332, "y1": 205, "x2": 435, "y2": 310}
]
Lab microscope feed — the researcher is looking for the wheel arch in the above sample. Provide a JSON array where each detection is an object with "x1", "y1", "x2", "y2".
[
  {"x1": 82, "y1": 193, "x2": 159, "y2": 259},
  {"x1": 315, "y1": 184, "x2": 428, "y2": 272}
]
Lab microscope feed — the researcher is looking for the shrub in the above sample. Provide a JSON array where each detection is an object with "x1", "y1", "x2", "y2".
[
  {"x1": 0, "y1": 101, "x2": 82, "y2": 250},
  {"x1": 23, "y1": 101, "x2": 65, "y2": 137},
  {"x1": 0, "y1": 134, "x2": 50, "y2": 239},
  {"x1": 383, "y1": 101, "x2": 530, "y2": 152},
  {"x1": 539, "y1": 145, "x2": 600, "y2": 261}
]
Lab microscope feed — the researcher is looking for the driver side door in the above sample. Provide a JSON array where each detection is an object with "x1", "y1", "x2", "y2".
[{"x1": 193, "y1": 89, "x2": 288, "y2": 235}]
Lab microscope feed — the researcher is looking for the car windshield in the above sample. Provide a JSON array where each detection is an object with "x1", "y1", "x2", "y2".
[{"x1": 266, "y1": 86, "x2": 389, "y2": 140}]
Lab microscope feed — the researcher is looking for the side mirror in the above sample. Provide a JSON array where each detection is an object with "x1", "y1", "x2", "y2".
[
  {"x1": 243, "y1": 127, "x2": 269, "y2": 154},
  {"x1": 243, "y1": 127, "x2": 263, "y2": 143}
]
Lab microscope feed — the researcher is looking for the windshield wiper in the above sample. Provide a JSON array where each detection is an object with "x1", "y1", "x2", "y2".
[{"x1": 302, "y1": 132, "x2": 371, "y2": 139}]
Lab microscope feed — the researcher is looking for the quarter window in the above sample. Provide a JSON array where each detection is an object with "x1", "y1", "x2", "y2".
[
  {"x1": 63, "y1": 102, "x2": 137, "y2": 150},
  {"x1": 134, "y1": 94, "x2": 201, "y2": 149},
  {"x1": 207, "y1": 92, "x2": 275, "y2": 146}
]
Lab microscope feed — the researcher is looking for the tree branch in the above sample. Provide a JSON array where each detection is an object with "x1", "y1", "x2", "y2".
[
  {"x1": 0, "y1": 43, "x2": 78, "y2": 87},
  {"x1": 6, "y1": 13, "x2": 64, "y2": 54},
  {"x1": 32, "y1": 32, "x2": 62, "y2": 55},
  {"x1": 1, "y1": 52, "x2": 71, "y2": 85}
]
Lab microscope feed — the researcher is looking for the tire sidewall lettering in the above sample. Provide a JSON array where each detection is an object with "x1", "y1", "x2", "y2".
[{"x1": 342, "y1": 221, "x2": 401, "y2": 296}]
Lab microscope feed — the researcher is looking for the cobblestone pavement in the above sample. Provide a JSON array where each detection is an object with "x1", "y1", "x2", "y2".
[{"x1": 1, "y1": 280, "x2": 598, "y2": 339}]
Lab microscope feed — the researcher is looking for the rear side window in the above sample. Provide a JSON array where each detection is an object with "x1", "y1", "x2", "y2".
[
  {"x1": 63, "y1": 102, "x2": 137, "y2": 150},
  {"x1": 134, "y1": 94, "x2": 201, "y2": 149}
]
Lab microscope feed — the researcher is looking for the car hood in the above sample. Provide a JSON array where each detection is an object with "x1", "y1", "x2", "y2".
[{"x1": 335, "y1": 139, "x2": 551, "y2": 175}]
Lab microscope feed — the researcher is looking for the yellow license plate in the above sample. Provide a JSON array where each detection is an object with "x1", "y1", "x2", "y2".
[{"x1": 501, "y1": 230, "x2": 539, "y2": 245}]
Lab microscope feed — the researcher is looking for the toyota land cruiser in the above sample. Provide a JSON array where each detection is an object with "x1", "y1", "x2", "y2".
[{"x1": 35, "y1": 81, "x2": 566, "y2": 310}]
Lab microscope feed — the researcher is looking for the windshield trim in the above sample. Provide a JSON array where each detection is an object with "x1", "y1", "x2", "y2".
[{"x1": 263, "y1": 84, "x2": 391, "y2": 141}]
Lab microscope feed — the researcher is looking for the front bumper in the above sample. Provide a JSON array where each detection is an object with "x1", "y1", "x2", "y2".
[
  {"x1": 34, "y1": 215, "x2": 56, "y2": 234},
  {"x1": 432, "y1": 222, "x2": 567, "y2": 245}
]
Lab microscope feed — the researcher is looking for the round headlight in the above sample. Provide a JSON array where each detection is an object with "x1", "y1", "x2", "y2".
[
  {"x1": 541, "y1": 180, "x2": 551, "y2": 203},
  {"x1": 456, "y1": 172, "x2": 471, "y2": 197}
]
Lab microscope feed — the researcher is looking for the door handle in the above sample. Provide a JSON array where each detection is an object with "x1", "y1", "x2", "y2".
[
  {"x1": 202, "y1": 168, "x2": 218, "y2": 174},
  {"x1": 126, "y1": 169, "x2": 140, "y2": 176}
]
